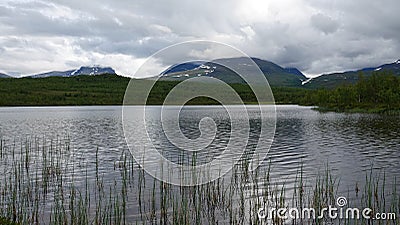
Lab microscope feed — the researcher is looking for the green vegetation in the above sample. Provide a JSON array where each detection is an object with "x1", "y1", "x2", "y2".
[
  {"x1": 271, "y1": 87, "x2": 314, "y2": 104},
  {"x1": 0, "y1": 74, "x2": 309, "y2": 106},
  {"x1": 0, "y1": 71, "x2": 399, "y2": 113},
  {"x1": 0, "y1": 138, "x2": 399, "y2": 224},
  {"x1": 0, "y1": 217, "x2": 19, "y2": 225},
  {"x1": 0, "y1": 74, "x2": 129, "y2": 106},
  {"x1": 302, "y1": 72, "x2": 400, "y2": 113}
]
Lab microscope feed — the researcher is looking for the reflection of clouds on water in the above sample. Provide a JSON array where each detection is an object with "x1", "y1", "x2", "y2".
[
  {"x1": 0, "y1": 106, "x2": 399, "y2": 200},
  {"x1": 269, "y1": 108, "x2": 400, "y2": 198},
  {"x1": 145, "y1": 106, "x2": 233, "y2": 165}
]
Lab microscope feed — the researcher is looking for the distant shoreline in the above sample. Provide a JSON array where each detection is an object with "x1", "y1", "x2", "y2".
[{"x1": 1, "y1": 73, "x2": 399, "y2": 114}]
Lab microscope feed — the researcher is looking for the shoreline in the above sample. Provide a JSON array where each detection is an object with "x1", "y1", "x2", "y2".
[{"x1": 313, "y1": 106, "x2": 400, "y2": 114}]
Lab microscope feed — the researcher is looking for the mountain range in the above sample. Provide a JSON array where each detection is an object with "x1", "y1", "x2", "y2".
[
  {"x1": 304, "y1": 59, "x2": 400, "y2": 88},
  {"x1": 0, "y1": 73, "x2": 11, "y2": 78},
  {"x1": 158, "y1": 57, "x2": 400, "y2": 88},
  {"x1": 158, "y1": 57, "x2": 307, "y2": 87},
  {"x1": 3, "y1": 66, "x2": 116, "y2": 78},
  {"x1": 1, "y1": 59, "x2": 399, "y2": 88}
]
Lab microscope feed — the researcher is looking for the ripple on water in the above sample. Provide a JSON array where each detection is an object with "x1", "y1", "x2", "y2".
[{"x1": 0, "y1": 105, "x2": 399, "y2": 198}]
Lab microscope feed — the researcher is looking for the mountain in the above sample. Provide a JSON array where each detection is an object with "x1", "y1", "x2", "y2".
[
  {"x1": 71, "y1": 66, "x2": 116, "y2": 76},
  {"x1": 159, "y1": 57, "x2": 308, "y2": 87},
  {"x1": 5, "y1": 58, "x2": 398, "y2": 89},
  {"x1": 29, "y1": 70, "x2": 76, "y2": 78},
  {"x1": 284, "y1": 67, "x2": 305, "y2": 78},
  {"x1": 161, "y1": 61, "x2": 205, "y2": 75},
  {"x1": 304, "y1": 59, "x2": 400, "y2": 89},
  {"x1": 28, "y1": 66, "x2": 116, "y2": 78},
  {"x1": 0, "y1": 73, "x2": 11, "y2": 78}
]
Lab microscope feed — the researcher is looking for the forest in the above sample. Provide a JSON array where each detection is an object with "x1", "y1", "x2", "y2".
[
  {"x1": 302, "y1": 72, "x2": 400, "y2": 113},
  {"x1": 0, "y1": 71, "x2": 399, "y2": 113}
]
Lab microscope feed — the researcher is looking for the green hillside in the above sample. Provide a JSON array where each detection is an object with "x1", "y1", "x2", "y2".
[
  {"x1": 0, "y1": 66, "x2": 399, "y2": 113},
  {"x1": 0, "y1": 74, "x2": 129, "y2": 106},
  {"x1": 304, "y1": 60, "x2": 400, "y2": 89},
  {"x1": 302, "y1": 73, "x2": 400, "y2": 112},
  {"x1": 0, "y1": 74, "x2": 311, "y2": 106}
]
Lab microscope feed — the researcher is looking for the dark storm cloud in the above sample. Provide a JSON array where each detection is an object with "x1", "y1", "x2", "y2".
[{"x1": 0, "y1": 0, "x2": 399, "y2": 77}]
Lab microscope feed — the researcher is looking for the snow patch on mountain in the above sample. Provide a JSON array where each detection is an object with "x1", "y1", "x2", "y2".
[
  {"x1": 70, "y1": 68, "x2": 80, "y2": 76},
  {"x1": 28, "y1": 66, "x2": 116, "y2": 78},
  {"x1": 302, "y1": 77, "x2": 313, "y2": 85}
]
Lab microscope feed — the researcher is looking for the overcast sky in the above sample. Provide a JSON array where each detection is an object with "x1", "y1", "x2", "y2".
[{"x1": 0, "y1": 0, "x2": 399, "y2": 77}]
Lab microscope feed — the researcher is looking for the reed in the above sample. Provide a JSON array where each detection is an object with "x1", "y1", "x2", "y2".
[{"x1": 0, "y1": 137, "x2": 398, "y2": 224}]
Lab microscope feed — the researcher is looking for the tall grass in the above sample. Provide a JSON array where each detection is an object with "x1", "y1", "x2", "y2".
[{"x1": 0, "y1": 138, "x2": 398, "y2": 224}]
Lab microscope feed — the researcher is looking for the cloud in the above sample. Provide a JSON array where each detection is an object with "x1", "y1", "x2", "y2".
[
  {"x1": 0, "y1": 0, "x2": 399, "y2": 77},
  {"x1": 240, "y1": 26, "x2": 256, "y2": 40},
  {"x1": 310, "y1": 13, "x2": 339, "y2": 34}
]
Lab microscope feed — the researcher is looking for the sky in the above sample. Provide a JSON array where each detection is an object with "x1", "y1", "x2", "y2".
[{"x1": 0, "y1": 0, "x2": 399, "y2": 77}]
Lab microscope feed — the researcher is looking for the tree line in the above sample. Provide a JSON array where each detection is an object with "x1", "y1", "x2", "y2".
[
  {"x1": 301, "y1": 72, "x2": 400, "y2": 112},
  {"x1": 0, "y1": 72, "x2": 399, "y2": 113}
]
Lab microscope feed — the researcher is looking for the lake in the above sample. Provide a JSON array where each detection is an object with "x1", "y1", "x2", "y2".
[{"x1": 0, "y1": 105, "x2": 399, "y2": 224}]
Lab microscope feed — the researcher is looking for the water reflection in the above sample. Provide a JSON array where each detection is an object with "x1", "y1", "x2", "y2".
[{"x1": 0, "y1": 105, "x2": 399, "y2": 191}]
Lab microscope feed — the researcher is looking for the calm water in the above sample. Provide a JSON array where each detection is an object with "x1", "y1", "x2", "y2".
[{"x1": 0, "y1": 105, "x2": 399, "y2": 221}]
